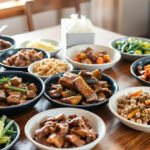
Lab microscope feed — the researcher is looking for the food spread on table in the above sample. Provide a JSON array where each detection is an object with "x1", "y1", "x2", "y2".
[
  {"x1": 0, "y1": 115, "x2": 17, "y2": 149},
  {"x1": 49, "y1": 69, "x2": 112, "y2": 105},
  {"x1": 0, "y1": 39, "x2": 12, "y2": 50},
  {"x1": 34, "y1": 113, "x2": 98, "y2": 148},
  {"x1": 117, "y1": 90, "x2": 150, "y2": 125},
  {"x1": 115, "y1": 37, "x2": 150, "y2": 55},
  {"x1": 73, "y1": 47, "x2": 111, "y2": 64},
  {"x1": 32, "y1": 58, "x2": 69, "y2": 77},
  {"x1": 0, "y1": 76, "x2": 37, "y2": 106},
  {"x1": 2, "y1": 49, "x2": 44, "y2": 67},
  {"x1": 137, "y1": 64, "x2": 150, "y2": 82},
  {"x1": 26, "y1": 40, "x2": 57, "y2": 52}
]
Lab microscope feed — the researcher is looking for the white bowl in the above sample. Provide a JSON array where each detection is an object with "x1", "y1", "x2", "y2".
[
  {"x1": 65, "y1": 44, "x2": 121, "y2": 71},
  {"x1": 28, "y1": 59, "x2": 73, "y2": 80},
  {"x1": 109, "y1": 86, "x2": 150, "y2": 133},
  {"x1": 25, "y1": 108, "x2": 106, "y2": 150},
  {"x1": 19, "y1": 39, "x2": 62, "y2": 56},
  {"x1": 110, "y1": 37, "x2": 150, "y2": 61}
]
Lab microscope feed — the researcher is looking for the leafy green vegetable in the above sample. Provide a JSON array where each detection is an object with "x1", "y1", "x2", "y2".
[{"x1": 0, "y1": 77, "x2": 10, "y2": 84}]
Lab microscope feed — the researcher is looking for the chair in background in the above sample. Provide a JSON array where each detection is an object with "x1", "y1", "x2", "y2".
[{"x1": 24, "y1": 0, "x2": 89, "y2": 31}]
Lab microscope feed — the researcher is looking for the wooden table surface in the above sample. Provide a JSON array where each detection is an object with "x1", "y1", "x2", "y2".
[{"x1": 9, "y1": 26, "x2": 150, "y2": 150}]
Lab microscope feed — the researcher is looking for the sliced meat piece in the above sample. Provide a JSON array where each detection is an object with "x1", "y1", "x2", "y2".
[
  {"x1": 61, "y1": 90, "x2": 77, "y2": 98},
  {"x1": 26, "y1": 90, "x2": 36, "y2": 98},
  {"x1": 35, "y1": 125, "x2": 50, "y2": 140},
  {"x1": 49, "y1": 84, "x2": 63, "y2": 98},
  {"x1": 10, "y1": 76, "x2": 22, "y2": 86},
  {"x1": 86, "y1": 94, "x2": 98, "y2": 103},
  {"x1": 28, "y1": 83, "x2": 37, "y2": 92},
  {"x1": 68, "y1": 117, "x2": 85, "y2": 127},
  {"x1": 59, "y1": 72, "x2": 78, "y2": 89},
  {"x1": 97, "y1": 91, "x2": 107, "y2": 101},
  {"x1": 86, "y1": 129, "x2": 97, "y2": 143},
  {"x1": 101, "y1": 88, "x2": 112, "y2": 97},
  {"x1": 56, "y1": 123, "x2": 69, "y2": 134},
  {"x1": 47, "y1": 113, "x2": 66, "y2": 122},
  {"x1": 7, "y1": 95, "x2": 20, "y2": 104},
  {"x1": 0, "y1": 90, "x2": 6, "y2": 101},
  {"x1": 73, "y1": 76, "x2": 97, "y2": 101},
  {"x1": 71, "y1": 127, "x2": 88, "y2": 138},
  {"x1": 99, "y1": 81, "x2": 109, "y2": 88},
  {"x1": 61, "y1": 95, "x2": 82, "y2": 105},
  {"x1": 47, "y1": 133, "x2": 64, "y2": 148},
  {"x1": 65, "y1": 134, "x2": 85, "y2": 147},
  {"x1": 8, "y1": 91, "x2": 21, "y2": 98}
]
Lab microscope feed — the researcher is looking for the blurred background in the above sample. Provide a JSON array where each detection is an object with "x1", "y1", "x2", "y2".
[{"x1": 0, "y1": 0, "x2": 150, "y2": 37}]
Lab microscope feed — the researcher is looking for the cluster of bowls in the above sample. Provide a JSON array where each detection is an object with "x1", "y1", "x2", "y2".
[{"x1": 0, "y1": 34, "x2": 150, "y2": 150}]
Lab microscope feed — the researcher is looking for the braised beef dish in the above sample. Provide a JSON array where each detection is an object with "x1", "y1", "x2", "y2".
[
  {"x1": 34, "y1": 113, "x2": 98, "y2": 148},
  {"x1": 2, "y1": 49, "x2": 44, "y2": 67},
  {"x1": 48, "y1": 70, "x2": 112, "y2": 105},
  {"x1": 0, "y1": 76, "x2": 37, "y2": 106},
  {"x1": 0, "y1": 39, "x2": 12, "y2": 50},
  {"x1": 117, "y1": 90, "x2": 150, "y2": 125}
]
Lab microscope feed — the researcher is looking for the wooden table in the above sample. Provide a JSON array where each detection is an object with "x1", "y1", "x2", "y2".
[{"x1": 10, "y1": 26, "x2": 150, "y2": 150}]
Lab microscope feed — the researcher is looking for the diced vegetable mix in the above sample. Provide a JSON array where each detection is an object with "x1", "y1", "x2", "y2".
[
  {"x1": 0, "y1": 115, "x2": 17, "y2": 149},
  {"x1": 115, "y1": 37, "x2": 150, "y2": 55}
]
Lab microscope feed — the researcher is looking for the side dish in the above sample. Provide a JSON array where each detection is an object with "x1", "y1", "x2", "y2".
[
  {"x1": 34, "y1": 113, "x2": 98, "y2": 148},
  {"x1": 0, "y1": 76, "x2": 37, "y2": 106},
  {"x1": 32, "y1": 58, "x2": 69, "y2": 77},
  {"x1": 49, "y1": 70, "x2": 112, "y2": 105},
  {"x1": 26, "y1": 40, "x2": 57, "y2": 52},
  {"x1": 0, "y1": 115, "x2": 17, "y2": 149},
  {"x1": 137, "y1": 64, "x2": 150, "y2": 82},
  {"x1": 115, "y1": 37, "x2": 150, "y2": 55},
  {"x1": 117, "y1": 90, "x2": 150, "y2": 125},
  {"x1": 0, "y1": 39, "x2": 12, "y2": 51},
  {"x1": 2, "y1": 49, "x2": 44, "y2": 67},
  {"x1": 73, "y1": 47, "x2": 111, "y2": 64}
]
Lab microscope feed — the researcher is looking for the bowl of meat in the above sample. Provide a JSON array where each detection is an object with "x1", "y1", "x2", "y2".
[
  {"x1": 65, "y1": 44, "x2": 121, "y2": 71},
  {"x1": 130, "y1": 56, "x2": 150, "y2": 86},
  {"x1": 0, "y1": 71, "x2": 44, "y2": 113},
  {"x1": 25, "y1": 108, "x2": 106, "y2": 150},
  {"x1": 109, "y1": 87, "x2": 150, "y2": 133},
  {"x1": 44, "y1": 69, "x2": 118, "y2": 108},
  {"x1": 0, "y1": 35, "x2": 16, "y2": 53},
  {"x1": 0, "y1": 48, "x2": 50, "y2": 71}
]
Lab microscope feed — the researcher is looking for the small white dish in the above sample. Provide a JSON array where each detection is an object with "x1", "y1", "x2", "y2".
[
  {"x1": 19, "y1": 39, "x2": 62, "y2": 56},
  {"x1": 25, "y1": 108, "x2": 106, "y2": 150},
  {"x1": 65, "y1": 44, "x2": 121, "y2": 71},
  {"x1": 28, "y1": 58, "x2": 73, "y2": 80},
  {"x1": 109, "y1": 86, "x2": 150, "y2": 133}
]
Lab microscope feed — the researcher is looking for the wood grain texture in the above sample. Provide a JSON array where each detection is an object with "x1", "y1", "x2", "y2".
[{"x1": 10, "y1": 26, "x2": 150, "y2": 150}]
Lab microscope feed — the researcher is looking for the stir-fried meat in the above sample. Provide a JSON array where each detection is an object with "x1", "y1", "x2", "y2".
[
  {"x1": 49, "y1": 84, "x2": 63, "y2": 98},
  {"x1": 47, "y1": 114, "x2": 66, "y2": 122},
  {"x1": 47, "y1": 133, "x2": 64, "y2": 148},
  {"x1": 7, "y1": 95, "x2": 20, "y2": 104},
  {"x1": 0, "y1": 90, "x2": 6, "y2": 101},
  {"x1": 10, "y1": 76, "x2": 22, "y2": 86},
  {"x1": 34, "y1": 114, "x2": 98, "y2": 148},
  {"x1": 65, "y1": 134, "x2": 85, "y2": 147},
  {"x1": 26, "y1": 90, "x2": 37, "y2": 98},
  {"x1": 35, "y1": 125, "x2": 50, "y2": 140},
  {"x1": 97, "y1": 91, "x2": 107, "y2": 101},
  {"x1": 28, "y1": 83, "x2": 37, "y2": 92},
  {"x1": 59, "y1": 72, "x2": 77, "y2": 89},
  {"x1": 73, "y1": 76, "x2": 98, "y2": 102},
  {"x1": 56, "y1": 123, "x2": 69, "y2": 134}
]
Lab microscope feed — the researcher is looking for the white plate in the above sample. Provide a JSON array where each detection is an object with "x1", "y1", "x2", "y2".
[
  {"x1": 19, "y1": 39, "x2": 62, "y2": 56},
  {"x1": 109, "y1": 86, "x2": 150, "y2": 133},
  {"x1": 65, "y1": 44, "x2": 121, "y2": 71},
  {"x1": 25, "y1": 108, "x2": 106, "y2": 150}
]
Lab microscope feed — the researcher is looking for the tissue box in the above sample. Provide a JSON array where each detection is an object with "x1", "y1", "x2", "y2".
[{"x1": 66, "y1": 32, "x2": 95, "y2": 48}]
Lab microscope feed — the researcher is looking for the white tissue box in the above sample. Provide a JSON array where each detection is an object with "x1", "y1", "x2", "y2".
[{"x1": 66, "y1": 32, "x2": 95, "y2": 48}]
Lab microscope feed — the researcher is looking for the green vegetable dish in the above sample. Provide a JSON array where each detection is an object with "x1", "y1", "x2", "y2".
[
  {"x1": 0, "y1": 76, "x2": 38, "y2": 106},
  {"x1": 0, "y1": 115, "x2": 17, "y2": 149},
  {"x1": 115, "y1": 37, "x2": 150, "y2": 55}
]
